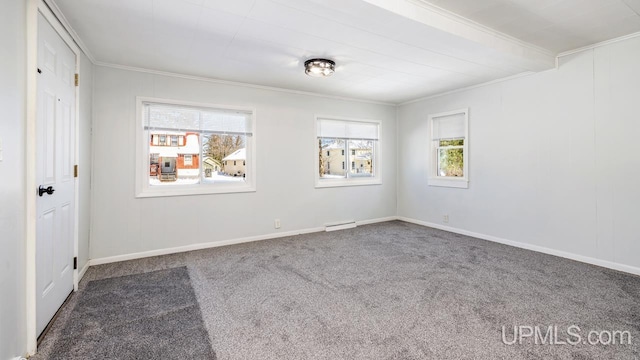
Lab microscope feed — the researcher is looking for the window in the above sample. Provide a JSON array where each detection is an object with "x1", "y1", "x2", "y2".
[
  {"x1": 136, "y1": 97, "x2": 255, "y2": 197},
  {"x1": 428, "y1": 108, "x2": 468, "y2": 188},
  {"x1": 316, "y1": 116, "x2": 381, "y2": 187}
]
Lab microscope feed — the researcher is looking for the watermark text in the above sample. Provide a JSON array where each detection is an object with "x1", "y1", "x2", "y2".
[{"x1": 501, "y1": 325, "x2": 632, "y2": 346}]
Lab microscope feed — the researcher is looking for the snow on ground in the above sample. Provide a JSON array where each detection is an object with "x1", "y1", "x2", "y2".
[{"x1": 149, "y1": 172, "x2": 244, "y2": 186}]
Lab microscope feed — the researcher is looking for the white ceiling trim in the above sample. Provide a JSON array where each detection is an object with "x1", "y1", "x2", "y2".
[
  {"x1": 42, "y1": 0, "x2": 640, "y2": 105},
  {"x1": 43, "y1": 0, "x2": 96, "y2": 62},
  {"x1": 398, "y1": 71, "x2": 537, "y2": 106},
  {"x1": 362, "y1": 0, "x2": 556, "y2": 71},
  {"x1": 557, "y1": 31, "x2": 640, "y2": 58},
  {"x1": 92, "y1": 61, "x2": 396, "y2": 106},
  {"x1": 399, "y1": 28, "x2": 640, "y2": 105}
]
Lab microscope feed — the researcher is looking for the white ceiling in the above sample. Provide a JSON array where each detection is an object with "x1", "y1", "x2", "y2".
[
  {"x1": 51, "y1": 0, "x2": 640, "y2": 103},
  {"x1": 425, "y1": 0, "x2": 640, "y2": 52}
]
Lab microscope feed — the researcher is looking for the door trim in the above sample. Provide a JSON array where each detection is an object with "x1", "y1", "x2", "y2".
[{"x1": 26, "y1": 0, "x2": 81, "y2": 355}]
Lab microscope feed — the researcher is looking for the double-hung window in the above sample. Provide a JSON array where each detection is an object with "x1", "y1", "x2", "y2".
[
  {"x1": 316, "y1": 116, "x2": 381, "y2": 187},
  {"x1": 136, "y1": 97, "x2": 255, "y2": 197},
  {"x1": 428, "y1": 108, "x2": 468, "y2": 188}
]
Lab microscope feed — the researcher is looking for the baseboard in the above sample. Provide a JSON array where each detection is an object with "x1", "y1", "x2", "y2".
[
  {"x1": 356, "y1": 216, "x2": 398, "y2": 226},
  {"x1": 89, "y1": 216, "x2": 398, "y2": 266},
  {"x1": 78, "y1": 261, "x2": 90, "y2": 281},
  {"x1": 89, "y1": 227, "x2": 323, "y2": 266},
  {"x1": 397, "y1": 216, "x2": 640, "y2": 277}
]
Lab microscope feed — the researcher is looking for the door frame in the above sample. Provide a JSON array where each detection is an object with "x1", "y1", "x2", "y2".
[{"x1": 26, "y1": 0, "x2": 81, "y2": 354}]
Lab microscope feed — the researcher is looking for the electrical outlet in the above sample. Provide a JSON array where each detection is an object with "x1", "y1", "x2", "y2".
[
  {"x1": 443, "y1": 215, "x2": 449, "y2": 223},
  {"x1": 274, "y1": 219, "x2": 281, "y2": 229}
]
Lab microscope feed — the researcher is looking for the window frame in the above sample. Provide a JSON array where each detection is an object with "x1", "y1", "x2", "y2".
[
  {"x1": 135, "y1": 97, "x2": 256, "y2": 198},
  {"x1": 183, "y1": 154, "x2": 193, "y2": 166},
  {"x1": 314, "y1": 115, "x2": 382, "y2": 188},
  {"x1": 427, "y1": 108, "x2": 469, "y2": 189}
]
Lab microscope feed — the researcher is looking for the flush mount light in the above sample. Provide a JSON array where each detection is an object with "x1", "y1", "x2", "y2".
[{"x1": 304, "y1": 58, "x2": 335, "y2": 77}]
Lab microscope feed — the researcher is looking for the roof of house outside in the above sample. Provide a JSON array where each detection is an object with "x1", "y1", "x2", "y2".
[
  {"x1": 222, "y1": 148, "x2": 246, "y2": 161},
  {"x1": 203, "y1": 156, "x2": 222, "y2": 166},
  {"x1": 150, "y1": 133, "x2": 200, "y2": 156}
]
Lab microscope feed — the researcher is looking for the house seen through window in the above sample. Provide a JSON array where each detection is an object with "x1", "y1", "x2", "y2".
[
  {"x1": 428, "y1": 108, "x2": 468, "y2": 188},
  {"x1": 316, "y1": 117, "x2": 381, "y2": 187},
  {"x1": 138, "y1": 99, "x2": 255, "y2": 197}
]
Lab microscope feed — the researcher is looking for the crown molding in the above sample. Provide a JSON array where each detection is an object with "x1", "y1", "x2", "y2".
[
  {"x1": 44, "y1": 0, "x2": 96, "y2": 62},
  {"x1": 557, "y1": 31, "x2": 640, "y2": 58},
  {"x1": 408, "y1": 0, "x2": 555, "y2": 58},
  {"x1": 400, "y1": 29, "x2": 640, "y2": 105},
  {"x1": 93, "y1": 61, "x2": 396, "y2": 106},
  {"x1": 363, "y1": 0, "x2": 556, "y2": 71},
  {"x1": 399, "y1": 71, "x2": 537, "y2": 106},
  {"x1": 39, "y1": 0, "x2": 640, "y2": 107}
]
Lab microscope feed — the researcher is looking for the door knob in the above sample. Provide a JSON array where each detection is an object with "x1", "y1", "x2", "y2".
[{"x1": 38, "y1": 185, "x2": 55, "y2": 197}]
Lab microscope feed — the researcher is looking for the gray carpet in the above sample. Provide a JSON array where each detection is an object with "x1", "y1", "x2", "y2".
[
  {"x1": 46, "y1": 267, "x2": 215, "y2": 360},
  {"x1": 35, "y1": 221, "x2": 639, "y2": 359}
]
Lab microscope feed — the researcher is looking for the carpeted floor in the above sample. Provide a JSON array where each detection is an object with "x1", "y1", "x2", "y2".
[
  {"x1": 34, "y1": 221, "x2": 640, "y2": 359},
  {"x1": 46, "y1": 267, "x2": 214, "y2": 360}
]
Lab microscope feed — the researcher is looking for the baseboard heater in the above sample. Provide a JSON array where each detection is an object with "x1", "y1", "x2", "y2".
[{"x1": 325, "y1": 220, "x2": 357, "y2": 232}]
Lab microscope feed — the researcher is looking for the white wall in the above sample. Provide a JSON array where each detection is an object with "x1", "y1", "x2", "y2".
[
  {"x1": 90, "y1": 66, "x2": 397, "y2": 260},
  {"x1": 78, "y1": 53, "x2": 93, "y2": 272},
  {"x1": 0, "y1": 1, "x2": 28, "y2": 359},
  {"x1": 398, "y1": 36, "x2": 640, "y2": 273}
]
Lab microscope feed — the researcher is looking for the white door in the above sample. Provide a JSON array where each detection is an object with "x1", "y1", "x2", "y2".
[{"x1": 36, "y1": 13, "x2": 76, "y2": 336}]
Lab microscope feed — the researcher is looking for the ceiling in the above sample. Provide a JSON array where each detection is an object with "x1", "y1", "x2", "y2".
[
  {"x1": 425, "y1": 0, "x2": 640, "y2": 53},
  {"x1": 50, "y1": 0, "x2": 640, "y2": 103}
]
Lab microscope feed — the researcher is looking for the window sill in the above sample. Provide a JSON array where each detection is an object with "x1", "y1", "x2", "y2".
[
  {"x1": 136, "y1": 183, "x2": 256, "y2": 198},
  {"x1": 315, "y1": 177, "x2": 382, "y2": 188},
  {"x1": 427, "y1": 177, "x2": 468, "y2": 189}
]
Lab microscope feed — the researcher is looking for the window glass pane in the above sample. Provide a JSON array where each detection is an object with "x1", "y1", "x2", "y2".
[
  {"x1": 201, "y1": 134, "x2": 246, "y2": 183},
  {"x1": 348, "y1": 140, "x2": 374, "y2": 177},
  {"x1": 318, "y1": 138, "x2": 346, "y2": 178},
  {"x1": 437, "y1": 148, "x2": 464, "y2": 177},
  {"x1": 149, "y1": 132, "x2": 200, "y2": 186},
  {"x1": 439, "y1": 139, "x2": 464, "y2": 147},
  {"x1": 145, "y1": 103, "x2": 252, "y2": 188}
]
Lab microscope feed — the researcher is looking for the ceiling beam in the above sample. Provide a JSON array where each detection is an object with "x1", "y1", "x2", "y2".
[{"x1": 361, "y1": 0, "x2": 557, "y2": 71}]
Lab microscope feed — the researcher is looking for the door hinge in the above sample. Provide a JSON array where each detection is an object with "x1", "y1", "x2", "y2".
[
  {"x1": 73, "y1": 257, "x2": 77, "y2": 270},
  {"x1": 74, "y1": 164, "x2": 78, "y2": 178},
  {"x1": 74, "y1": 73, "x2": 79, "y2": 86}
]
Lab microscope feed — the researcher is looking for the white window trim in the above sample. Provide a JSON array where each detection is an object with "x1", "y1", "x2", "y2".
[
  {"x1": 427, "y1": 108, "x2": 469, "y2": 189},
  {"x1": 183, "y1": 154, "x2": 193, "y2": 166},
  {"x1": 314, "y1": 115, "x2": 382, "y2": 188},
  {"x1": 135, "y1": 96, "x2": 256, "y2": 198}
]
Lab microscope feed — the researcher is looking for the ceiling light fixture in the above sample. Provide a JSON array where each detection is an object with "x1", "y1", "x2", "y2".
[{"x1": 304, "y1": 58, "x2": 335, "y2": 77}]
